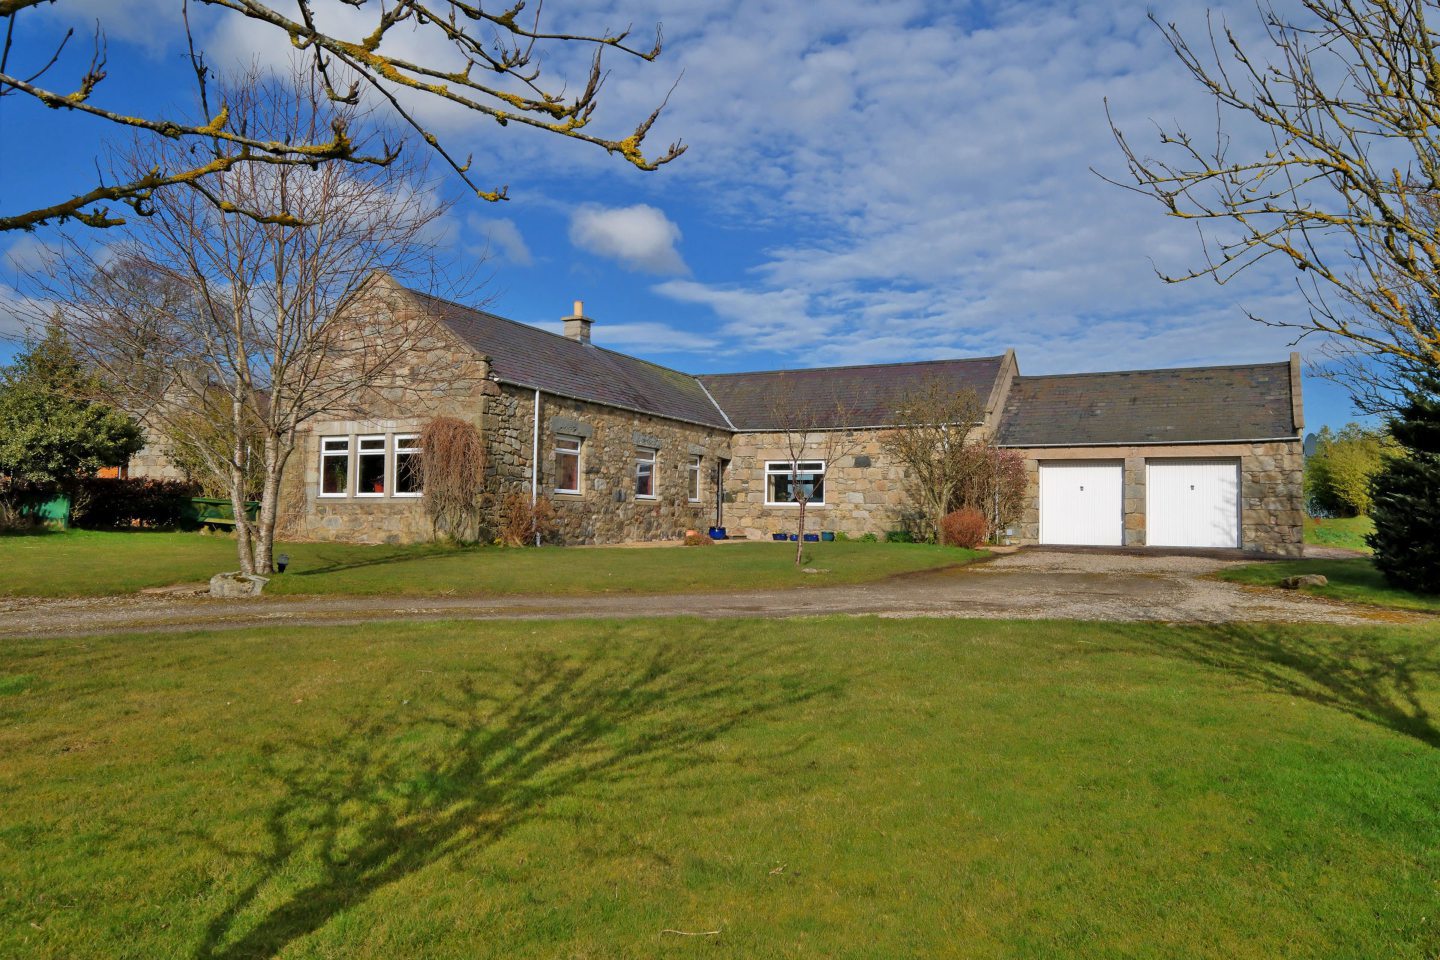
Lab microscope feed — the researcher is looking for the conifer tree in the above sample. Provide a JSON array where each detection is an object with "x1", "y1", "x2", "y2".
[{"x1": 1368, "y1": 376, "x2": 1440, "y2": 594}]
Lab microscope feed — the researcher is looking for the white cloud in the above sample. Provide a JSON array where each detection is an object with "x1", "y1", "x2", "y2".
[
  {"x1": 568, "y1": 204, "x2": 688, "y2": 275},
  {"x1": 472, "y1": 217, "x2": 533, "y2": 267}
]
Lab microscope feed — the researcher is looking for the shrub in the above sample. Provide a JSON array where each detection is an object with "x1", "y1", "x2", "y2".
[
  {"x1": 683, "y1": 531, "x2": 714, "y2": 546},
  {"x1": 859, "y1": 532, "x2": 878, "y2": 543},
  {"x1": 884, "y1": 529, "x2": 914, "y2": 543},
  {"x1": 418, "y1": 417, "x2": 489, "y2": 543},
  {"x1": 939, "y1": 507, "x2": 988, "y2": 548},
  {"x1": 497, "y1": 491, "x2": 557, "y2": 547},
  {"x1": 71, "y1": 477, "x2": 199, "y2": 529}
]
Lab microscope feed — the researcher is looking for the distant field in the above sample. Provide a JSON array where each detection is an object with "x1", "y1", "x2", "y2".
[{"x1": 1304, "y1": 515, "x2": 1374, "y2": 553}]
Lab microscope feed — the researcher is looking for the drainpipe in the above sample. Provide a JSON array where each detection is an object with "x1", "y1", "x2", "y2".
[{"x1": 531, "y1": 388, "x2": 541, "y2": 547}]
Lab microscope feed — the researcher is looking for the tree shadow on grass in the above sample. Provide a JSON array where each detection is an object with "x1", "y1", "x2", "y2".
[
  {"x1": 188, "y1": 632, "x2": 837, "y2": 958},
  {"x1": 280, "y1": 543, "x2": 473, "y2": 579},
  {"x1": 1145, "y1": 623, "x2": 1440, "y2": 749}
]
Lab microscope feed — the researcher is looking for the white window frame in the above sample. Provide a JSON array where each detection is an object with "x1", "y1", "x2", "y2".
[
  {"x1": 764, "y1": 460, "x2": 827, "y2": 507},
  {"x1": 355, "y1": 434, "x2": 388, "y2": 498},
  {"x1": 687, "y1": 454, "x2": 703, "y2": 502},
  {"x1": 555, "y1": 435, "x2": 582, "y2": 495},
  {"x1": 319, "y1": 436, "x2": 351, "y2": 498},
  {"x1": 635, "y1": 447, "x2": 658, "y2": 500},
  {"x1": 393, "y1": 433, "x2": 422, "y2": 498}
]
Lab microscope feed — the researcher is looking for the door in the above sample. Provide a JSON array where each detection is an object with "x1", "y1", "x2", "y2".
[
  {"x1": 1146, "y1": 459, "x2": 1240, "y2": 548},
  {"x1": 1038, "y1": 461, "x2": 1124, "y2": 546}
]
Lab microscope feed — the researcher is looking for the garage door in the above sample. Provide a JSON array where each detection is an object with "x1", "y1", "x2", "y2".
[
  {"x1": 1039, "y1": 461, "x2": 1124, "y2": 546},
  {"x1": 1146, "y1": 459, "x2": 1240, "y2": 548}
]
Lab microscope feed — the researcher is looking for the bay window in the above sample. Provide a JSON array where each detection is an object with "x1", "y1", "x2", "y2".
[
  {"x1": 320, "y1": 437, "x2": 350, "y2": 497},
  {"x1": 393, "y1": 434, "x2": 421, "y2": 497},
  {"x1": 356, "y1": 435, "x2": 387, "y2": 496}
]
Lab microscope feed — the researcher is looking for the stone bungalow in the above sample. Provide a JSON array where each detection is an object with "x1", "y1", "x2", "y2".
[{"x1": 271, "y1": 273, "x2": 1304, "y2": 555}]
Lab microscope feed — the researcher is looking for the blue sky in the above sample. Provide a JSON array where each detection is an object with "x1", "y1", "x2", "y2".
[{"x1": 1, "y1": 0, "x2": 1368, "y2": 430}]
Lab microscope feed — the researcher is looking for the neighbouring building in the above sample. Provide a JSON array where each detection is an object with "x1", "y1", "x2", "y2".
[{"x1": 144, "y1": 273, "x2": 1307, "y2": 555}]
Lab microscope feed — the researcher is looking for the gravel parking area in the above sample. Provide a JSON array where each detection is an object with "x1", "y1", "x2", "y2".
[{"x1": 0, "y1": 548, "x2": 1420, "y2": 639}]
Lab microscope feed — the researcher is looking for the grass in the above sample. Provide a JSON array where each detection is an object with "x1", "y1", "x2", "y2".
[
  {"x1": 1304, "y1": 514, "x2": 1375, "y2": 553},
  {"x1": 0, "y1": 529, "x2": 981, "y2": 598},
  {"x1": 3, "y1": 617, "x2": 1439, "y2": 958},
  {"x1": 1218, "y1": 557, "x2": 1440, "y2": 614}
]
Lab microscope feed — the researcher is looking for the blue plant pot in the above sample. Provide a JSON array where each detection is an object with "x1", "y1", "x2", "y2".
[
  {"x1": 820, "y1": 531, "x2": 835, "y2": 542},
  {"x1": 708, "y1": 527, "x2": 727, "y2": 540},
  {"x1": 789, "y1": 534, "x2": 799, "y2": 542},
  {"x1": 803, "y1": 533, "x2": 820, "y2": 542},
  {"x1": 772, "y1": 533, "x2": 787, "y2": 541}
]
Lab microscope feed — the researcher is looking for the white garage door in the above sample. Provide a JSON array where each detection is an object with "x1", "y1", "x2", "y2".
[
  {"x1": 1146, "y1": 459, "x2": 1240, "y2": 548},
  {"x1": 1039, "y1": 461, "x2": 1124, "y2": 546}
]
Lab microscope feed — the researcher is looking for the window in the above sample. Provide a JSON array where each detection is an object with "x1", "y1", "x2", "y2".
[
  {"x1": 687, "y1": 454, "x2": 702, "y2": 502},
  {"x1": 357, "y1": 435, "x2": 387, "y2": 496},
  {"x1": 394, "y1": 434, "x2": 421, "y2": 497},
  {"x1": 765, "y1": 460, "x2": 826, "y2": 506},
  {"x1": 320, "y1": 437, "x2": 351, "y2": 497},
  {"x1": 555, "y1": 435, "x2": 582, "y2": 494},
  {"x1": 635, "y1": 447, "x2": 657, "y2": 499}
]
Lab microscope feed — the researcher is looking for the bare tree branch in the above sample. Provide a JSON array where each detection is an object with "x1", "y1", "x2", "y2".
[
  {"x1": 1, "y1": 0, "x2": 686, "y2": 231},
  {"x1": 1105, "y1": 1, "x2": 1440, "y2": 408}
]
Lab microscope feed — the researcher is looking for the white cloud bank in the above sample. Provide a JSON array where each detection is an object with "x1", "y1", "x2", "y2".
[{"x1": 568, "y1": 204, "x2": 688, "y2": 276}]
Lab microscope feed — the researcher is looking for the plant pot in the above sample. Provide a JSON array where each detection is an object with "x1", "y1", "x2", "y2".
[
  {"x1": 803, "y1": 533, "x2": 820, "y2": 542},
  {"x1": 789, "y1": 534, "x2": 799, "y2": 542},
  {"x1": 708, "y1": 527, "x2": 727, "y2": 540},
  {"x1": 772, "y1": 533, "x2": 788, "y2": 541},
  {"x1": 820, "y1": 531, "x2": 835, "y2": 542}
]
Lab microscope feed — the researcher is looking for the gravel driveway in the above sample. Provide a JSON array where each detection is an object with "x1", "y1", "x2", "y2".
[{"x1": 0, "y1": 549, "x2": 1420, "y2": 639}]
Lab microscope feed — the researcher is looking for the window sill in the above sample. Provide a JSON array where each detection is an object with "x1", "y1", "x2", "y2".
[
  {"x1": 635, "y1": 495, "x2": 658, "y2": 501},
  {"x1": 318, "y1": 493, "x2": 348, "y2": 499},
  {"x1": 392, "y1": 493, "x2": 422, "y2": 499},
  {"x1": 763, "y1": 502, "x2": 829, "y2": 509},
  {"x1": 554, "y1": 489, "x2": 582, "y2": 497}
]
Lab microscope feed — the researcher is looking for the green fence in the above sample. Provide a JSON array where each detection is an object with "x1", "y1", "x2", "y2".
[{"x1": 16, "y1": 492, "x2": 72, "y2": 528}]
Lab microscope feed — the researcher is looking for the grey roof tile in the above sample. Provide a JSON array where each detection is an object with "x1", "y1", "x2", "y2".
[
  {"x1": 995, "y1": 363, "x2": 1299, "y2": 446},
  {"x1": 411, "y1": 290, "x2": 733, "y2": 429},
  {"x1": 697, "y1": 357, "x2": 1007, "y2": 430}
]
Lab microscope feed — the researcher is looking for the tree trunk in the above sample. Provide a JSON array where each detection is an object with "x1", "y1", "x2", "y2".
[
  {"x1": 252, "y1": 433, "x2": 295, "y2": 576},
  {"x1": 794, "y1": 495, "x2": 807, "y2": 565}
]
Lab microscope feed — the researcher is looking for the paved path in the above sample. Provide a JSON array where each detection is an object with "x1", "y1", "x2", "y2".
[{"x1": 0, "y1": 550, "x2": 1421, "y2": 640}]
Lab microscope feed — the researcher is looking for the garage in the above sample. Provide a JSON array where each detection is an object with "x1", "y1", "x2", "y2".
[
  {"x1": 1038, "y1": 461, "x2": 1123, "y2": 546},
  {"x1": 1146, "y1": 459, "x2": 1240, "y2": 548}
]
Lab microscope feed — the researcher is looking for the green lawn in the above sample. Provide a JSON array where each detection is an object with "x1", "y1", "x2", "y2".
[
  {"x1": 1219, "y1": 557, "x2": 1440, "y2": 614},
  {"x1": 1304, "y1": 514, "x2": 1375, "y2": 553},
  {"x1": 3, "y1": 617, "x2": 1438, "y2": 958},
  {"x1": 0, "y1": 529, "x2": 980, "y2": 598}
]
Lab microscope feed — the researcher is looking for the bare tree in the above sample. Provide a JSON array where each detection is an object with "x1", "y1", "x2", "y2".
[
  {"x1": 765, "y1": 378, "x2": 863, "y2": 565},
  {"x1": 879, "y1": 380, "x2": 986, "y2": 543},
  {"x1": 0, "y1": 1, "x2": 685, "y2": 231},
  {"x1": 40, "y1": 69, "x2": 478, "y2": 576},
  {"x1": 1106, "y1": 2, "x2": 1440, "y2": 407}
]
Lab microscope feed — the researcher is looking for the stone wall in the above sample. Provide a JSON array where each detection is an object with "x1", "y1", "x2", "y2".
[
  {"x1": 281, "y1": 278, "x2": 498, "y2": 544},
  {"x1": 725, "y1": 429, "x2": 914, "y2": 540},
  {"x1": 1006, "y1": 440, "x2": 1304, "y2": 556},
  {"x1": 490, "y1": 386, "x2": 732, "y2": 544}
]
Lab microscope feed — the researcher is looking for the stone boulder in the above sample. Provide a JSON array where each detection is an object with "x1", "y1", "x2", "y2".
[
  {"x1": 1279, "y1": 574, "x2": 1328, "y2": 590},
  {"x1": 209, "y1": 572, "x2": 270, "y2": 598}
]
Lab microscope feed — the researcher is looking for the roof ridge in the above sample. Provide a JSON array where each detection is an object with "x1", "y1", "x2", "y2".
[
  {"x1": 1014, "y1": 360, "x2": 1291, "y2": 381},
  {"x1": 409, "y1": 287, "x2": 708, "y2": 384},
  {"x1": 696, "y1": 354, "x2": 1007, "y2": 379}
]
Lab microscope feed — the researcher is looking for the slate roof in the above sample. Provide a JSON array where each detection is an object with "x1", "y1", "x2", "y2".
[
  {"x1": 411, "y1": 290, "x2": 733, "y2": 430},
  {"x1": 994, "y1": 362, "x2": 1299, "y2": 446},
  {"x1": 696, "y1": 357, "x2": 1008, "y2": 431}
]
